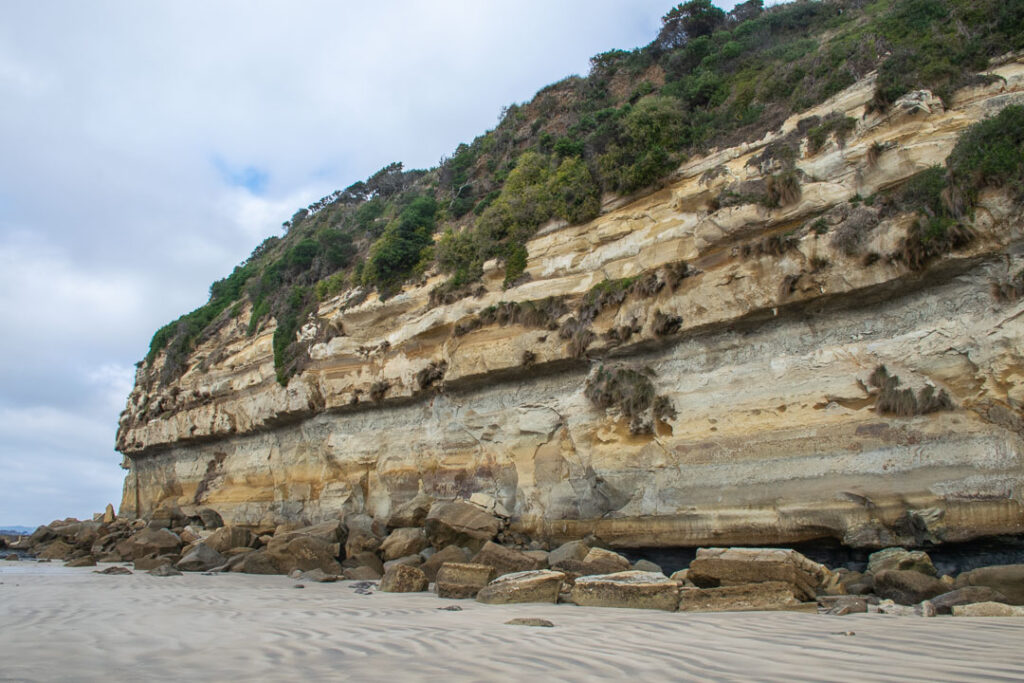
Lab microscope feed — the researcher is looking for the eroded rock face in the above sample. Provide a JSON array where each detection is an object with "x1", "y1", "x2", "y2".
[{"x1": 117, "y1": 63, "x2": 1024, "y2": 551}]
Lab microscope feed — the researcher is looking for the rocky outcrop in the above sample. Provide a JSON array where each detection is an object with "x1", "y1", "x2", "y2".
[{"x1": 116, "y1": 61, "x2": 1024, "y2": 550}]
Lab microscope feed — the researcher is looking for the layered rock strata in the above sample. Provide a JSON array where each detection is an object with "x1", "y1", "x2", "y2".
[{"x1": 117, "y1": 61, "x2": 1024, "y2": 549}]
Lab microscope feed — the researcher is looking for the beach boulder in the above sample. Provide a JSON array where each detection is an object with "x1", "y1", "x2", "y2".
[
  {"x1": 471, "y1": 541, "x2": 543, "y2": 578},
  {"x1": 380, "y1": 564, "x2": 429, "y2": 593},
  {"x1": 435, "y1": 562, "x2": 495, "y2": 599},
  {"x1": 64, "y1": 555, "x2": 97, "y2": 567},
  {"x1": 952, "y1": 602, "x2": 1024, "y2": 617},
  {"x1": 476, "y1": 570, "x2": 564, "y2": 605},
  {"x1": 425, "y1": 501, "x2": 501, "y2": 551},
  {"x1": 686, "y1": 547, "x2": 826, "y2": 601},
  {"x1": 233, "y1": 550, "x2": 280, "y2": 575},
  {"x1": 204, "y1": 526, "x2": 253, "y2": 554},
  {"x1": 342, "y1": 550, "x2": 385, "y2": 576},
  {"x1": 867, "y1": 547, "x2": 936, "y2": 576},
  {"x1": 873, "y1": 569, "x2": 947, "y2": 605},
  {"x1": 387, "y1": 493, "x2": 433, "y2": 529},
  {"x1": 955, "y1": 565, "x2": 1024, "y2": 605},
  {"x1": 148, "y1": 564, "x2": 183, "y2": 577},
  {"x1": 548, "y1": 540, "x2": 590, "y2": 568},
  {"x1": 120, "y1": 528, "x2": 183, "y2": 560},
  {"x1": 924, "y1": 586, "x2": 1008, "y2": 615},
  {"x1": 380, "y1": 527, "x2": 428, "y2": 561},
  {"x1": 571, "y1": 571, "x2": 679, "y2": 611},
  {"x1": 267, "y1": 536, "x2": 341, "y2": 575},
  {"x1": 343, "y1": 566, "x2": 382, "y2": 580},
  {"x1": 679, "y1": 581, "x2": 803, "y2": 612},
  {"x1": 176, "y1": 543, "x2": 227, "y2": 572},
  {"x1": 420, "y1": 545, "x2": 471, "y2": 582},
  {"x1": 36, "y1": 540, "x2": 75, "y2": 561}
]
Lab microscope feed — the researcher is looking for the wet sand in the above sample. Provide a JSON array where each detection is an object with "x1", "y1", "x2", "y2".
[{"x1": 2, "y1": 563, "x2": 1023, "y2": 682}]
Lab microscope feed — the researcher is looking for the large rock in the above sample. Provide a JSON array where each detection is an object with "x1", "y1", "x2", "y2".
[
  {"x1": 134, "y1": 554, "x2": 178, "y2": 571},
  {"x1": 548, "y1": 540, "x2": 590, "y2": 568},
  {"x1": 204, "y1": 526, "x2": 253, "y2": 554},
  {"x1": 341, "y1": 550, "x2": 385, "y2": 576},
  {"x1": 420, "y1": 545, "x2": 471, "y2": 582},
  {"x1": 65, "y1": 556, "x2": 98, "y2": 567},
  {"x1": 233, "y1": 549, "x2": 280, "y2": 574},
  {"x1": 571, "y1": 571, "x2": 679, "y2": 611},
  {"x1": 36, "y1": 540, "x2": 75, "y2": 560},
  {"x1": 925, "y1": 586, "x2": 1008, "y2": 615},
  {"x1": 873, "y1": 569, "x2": 948, "y2": 605},
  {"x1": 176, "y1": 543, "x2": 227, "y2": 572},
  {"x1": 267, "y1": 536, "x2": 341, "y2": 575},
  {"x1": 435, "y1": 562, "x2": 495, "y2": 599},
  {"x1": 120, "y1": 528, "x2": 182, "y2": 560},
  {"x1": 424, "y1": 501, "x2": 501, "y2": 551},
  {"x1": 27, "y1": 525, "x2": 56, "y2": 547},
  {"x1": 387, "y1": 493, "x2": 433, "y2": 529},
  {"x1": 952, "y1": 602, "x2": 1024, "y2": 617},
  {"x1": 476, "y1": 570, "x2": 565, "y2": 605},
  {"x1": 679, "y1": 582, "x2": 803, "y2": 612},
  {"x1": 955, "y1": 565, "x2": 1024, "y2": 605},
  {"x1": 471, "y1": 541, "x2": 543, "y2": 578},
  {"x1": 686, "y1": 547, "x2": 827, "y2": 601},
  {"x1": 380, "y1": 527, "x2": 428, "y2": 561},
  {"x1": 343, "y1": 566, "x2": 382, "y2": 580},
  {"x1": 383, "y1": 554, "x2": 423, "y2": 573},
  {"x1": 149, "y1": 564, "x2": 183, "y2": 577},
  {"x1": 867, "y1": 547, "x2": 936, "y2": 576},
  {"x1": 379, "y1": 564, "x2": 429, "y2": 593}
]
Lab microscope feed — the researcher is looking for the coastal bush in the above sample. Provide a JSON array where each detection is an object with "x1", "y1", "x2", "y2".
[{"x1": 585, "y1": 364, "x2": 676, "y2": 435}]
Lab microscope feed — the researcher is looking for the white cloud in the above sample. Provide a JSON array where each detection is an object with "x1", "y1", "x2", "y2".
[{"x1": 0, "y1": 1, "x2": 763, "y2": 524}]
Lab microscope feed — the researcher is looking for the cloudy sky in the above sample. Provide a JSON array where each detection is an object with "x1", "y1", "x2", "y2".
[{"x1": 0, "y1": 1, "x2": 757, "y2": 527}]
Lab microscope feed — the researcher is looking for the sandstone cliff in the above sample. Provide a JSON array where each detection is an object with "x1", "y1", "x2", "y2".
[{"x1": 117, "y1": 60, "x2": 1024, "y2": 549}]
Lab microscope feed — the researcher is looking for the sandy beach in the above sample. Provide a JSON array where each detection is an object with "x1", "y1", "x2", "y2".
[{"x1": 1, "y1": 563, "x2": 1023, "y2": 682}]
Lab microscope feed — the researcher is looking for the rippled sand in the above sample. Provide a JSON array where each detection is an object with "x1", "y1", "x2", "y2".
[{"x1": 2, "y1": 563, "x2": 1024, "y2": 681}]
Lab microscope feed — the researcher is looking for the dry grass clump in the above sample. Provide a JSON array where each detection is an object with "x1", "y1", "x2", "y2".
[
  {"x1": 652, "y1": 310, "x2": 683, "y2": 336},
  {"x1": 585, "y1": 364, "x2": 675, "y2": 435},
  {"x1": 868, "y1": 365, "x2": 952, "y2": 416},
  {"x1": 415, "y1": 361, "x2": 447, "y2": 391},
  {"x1": 369, "y1": 380, "x2": 390, "y2": 403}
]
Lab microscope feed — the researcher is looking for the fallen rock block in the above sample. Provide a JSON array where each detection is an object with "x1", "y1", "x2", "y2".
[
  {"x1": 435, "y1": 562, "x2": 495, "y2": 599},
  {"x1": 954, "y1": 565, "x2": 1024, "y2": 605},
  {"x1": 387, "y1": 493, "x2": 434, "y2": 529},
  {"x1": 477, "y1": 570, "x2": 565, "y2": 605},
  {"x1": 380, "y1": 564, "x2": 429, "y2": 593},
  {"x1": 176, "y1": 543, "x2": 227, "y2": 572},
  {"x1": 678, "y1": 581, "x2": 802, "y2": 612},
  {"x1": 343, "y1": 566, "x2": 382, "y2": 580},
  {"x1": 425, "y1": 501, "x2": 501, "y2": 551},
  {"x1": 64, "y1": 556, "x2": 97, "y2": 568},
  {"x1": 867, "y1": 547, "x2": 936, "y2": 576},
  {"x1": 817, "y1": 595, "x2": 869, "y2": 615},
  {"x1": 297, "y1": 568, "x2": 340, "y2": 583},
  {"x1": 687, "y1": 547, "x2": 827, "y2": 601},
  {"x1": 204, "y1": 526, "x2": 253, "y2": 554},
  {"x1": 925, "y1": 586, "x2": 1008, "y2": 615},
  {"x1": 380, "y1": 527, "x2": 428, "y2": 561},
  {"x1": 341, "y1": 550, "x2": 385, "y2": 577},
  {"x1": 547, "y1": 540, "x2": 590, "y2": 568},
  {"x1": 120, "y1": 528, "x2": 183, "y2": 560},
  {"x1": 94, "y1": 566, "x2": 132, "y2": 575},
  {"x1": 951, "y1": 602, "x2": 1024, "y2": 617},
  {"x1": 383, "y1": 554, "x2": 423, "y2": 573},
  {"x1": 148, "y1": 565, "x2": 183, "y2": 577},
  {"x1": 420, "y1": 545, "x2": 471, "y2": 582},
  {"x1": 873, "y1": 569, "x2": 947, "y2": 605},
  {"x1": 234, "y1": 550, "x2": 279, "y2": 575},
  {"x1": 505, "y1": 618, "x2": 554, "y2": 627},
  {"x1": 571, "y1": 571, "x2": 679, "y2": 611},
  {"x1": 266, "y1": 536, "x2": 341, "y2": 575},
  {"x1": 472, "y1": 541, "x2": 543, "y2": 578},
  {"x1": 36, "y1": 541, "x2": 75, "y2": 561}
]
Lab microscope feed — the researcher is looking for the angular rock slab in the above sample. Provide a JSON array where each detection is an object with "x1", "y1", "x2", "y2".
[
  {"x1": 873, "y1": 569, "x2": 947, "y2": 606},
  {"x1": 955, "y1": 564, "x2": 1024, "y2": 605},
  {"x1": 952, "y1": 601, "x2": 1024, "y2": 617},
  {"x1": 687, "y1": 547, "x2": 827, "y2": 601},
  {"x1": 435, "y1": 562, "x2": 496, "y2": 599},
  {"x1": 380, "y1": 564, "x2": 429, "y2": 593},
  {"x1": 679, "y1": 581, "x2": 803, "y2": 612},
  {"x1": 420, "y1": 545, "x2": 471, "y2": 582},
  {"x1": 425, "y1": 501, "x2": 501, "y2": 551},
  {"x1": 866, "y1": 547, "x2": 936, "y2": 576},
  {"x1": 477, "y1": 570, "x2": 565, "y2": 605},
  {"x1": 380, "y1": 527, "x2": 428, "y2": 561},
  {"x1": 176, "y1": 543, "x2": 226, "y2": 572},
  {"x1": 472, "y1": 541, "x2": 543, "y2": 578},
  {"x1": 571, "y1": 571, "x2": 679, "y2": 611}
]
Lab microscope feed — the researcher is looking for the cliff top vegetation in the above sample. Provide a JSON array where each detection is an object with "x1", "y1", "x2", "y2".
[{"x1": 144, "y1": 0, "x2": 1024, "y2": 386}]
